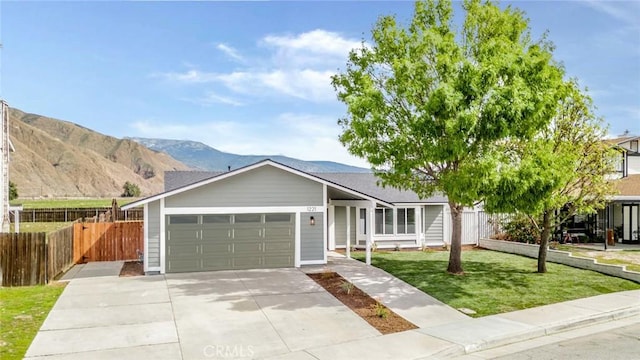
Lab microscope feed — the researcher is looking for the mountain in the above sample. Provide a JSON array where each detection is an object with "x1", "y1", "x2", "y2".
[
  {"x1": 9, "y1": 108, "x2": 191, "y2": 198},
  {"x1": 127, "y1": 137, "x2": 371, "y2": 173}
]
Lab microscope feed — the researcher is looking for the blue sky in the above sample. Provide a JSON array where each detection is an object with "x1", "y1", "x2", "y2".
[{"x1": 1, "y1": 1, "x2": 638, "y2": 167}]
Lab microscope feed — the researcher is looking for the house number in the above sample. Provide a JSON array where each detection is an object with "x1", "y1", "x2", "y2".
[{"x1": 307, "y1": 206, "x2": 316, "y2": 212}]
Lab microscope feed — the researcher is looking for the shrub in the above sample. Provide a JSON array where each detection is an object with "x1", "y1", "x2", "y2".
[
  {"x1": 498, "y1": 213, "x2": 540, "y2": 244},
  {"x1": 121, "y1": 181, "x2": 141, "y2": 197}
]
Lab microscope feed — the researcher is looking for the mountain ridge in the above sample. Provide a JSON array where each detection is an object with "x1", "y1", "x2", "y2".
[{"x1": 127, "y1": 137, "x2": 371, "y2": 173}]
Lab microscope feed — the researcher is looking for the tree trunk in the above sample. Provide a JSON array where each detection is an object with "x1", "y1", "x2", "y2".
[
  {"x1": 447, "y1": 202, "x2": 464, "y2": 274},
  {"x1": 537, "y1": 210, "x2": 552, "y2": 273}
]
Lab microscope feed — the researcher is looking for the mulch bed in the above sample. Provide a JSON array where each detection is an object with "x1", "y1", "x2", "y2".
[
  {"x1": 308, "y1": 272, "x2": 417, "y2": 334},
  {"x1": 119, "y1": 261, "x2": 144, "y2": 277}
]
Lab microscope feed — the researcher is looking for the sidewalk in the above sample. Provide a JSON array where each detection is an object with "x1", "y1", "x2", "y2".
[{"x1": 295, "y1": 252, "x2": 640, "y2": 359}]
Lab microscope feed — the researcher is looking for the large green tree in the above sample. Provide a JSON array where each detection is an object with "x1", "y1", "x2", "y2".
[
  {"x1": 332, "y1": 0, "x2": 565, "y2": 273},
  {"x1": 485, "y1": 81, "x2": 617, "y2": 273}
]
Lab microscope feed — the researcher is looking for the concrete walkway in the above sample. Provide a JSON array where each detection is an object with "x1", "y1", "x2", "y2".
[
  {"x1": 290, "y1": 252, "x2": 640, "y2": 359},
  {"x1": 26, "y1": 255, "x2": 640, "y2": 360},
  {"x1": 59, "y1": 261, "x2": 124, "y2": 280}
]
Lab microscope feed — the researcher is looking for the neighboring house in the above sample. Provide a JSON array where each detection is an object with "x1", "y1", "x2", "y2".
[
  {"x1": 123, "y1": 159, "x2": 477, "y2": 274},
  {"x1": 607, "y1": 136, "x2": 640, "y2": 243},
  {"x1": 565, "y1": 136, "x2": 640, "y2": 243}
]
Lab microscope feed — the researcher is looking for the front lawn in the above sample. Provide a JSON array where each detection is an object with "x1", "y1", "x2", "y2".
[
  {"x1": 0, "y1": 284, "x2": 66, "y2": 360},
  {"x1": 352, "y1": 249, "x2": 640, "y2": 317}
]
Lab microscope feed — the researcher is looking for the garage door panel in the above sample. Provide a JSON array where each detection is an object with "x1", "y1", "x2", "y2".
[
  {"x1": 264, "y1": 227, "x2": 293, "y2": 238},
  {"x1": 233, "y1": 256, "x2": 263, "y2": 269},
  {"x1": 263, "y1": 255, "x2": 294, "y2": 268},
  {"x1": 263, "y1": 241, "x2": 293, "y2": 252},
  {"x1": 168, "y1": 258, "x2": 201, "y2": 273},
  {"x1": 233, "y1": 241, "x2": 263, "y2": 254},
  {"x1": 201, "y1": 243, "x2": 232, "y2": 255},
  {"x1": 167, "y1": 244, "x2": 199, "y2": 257},
  {"x1": 167, "y1": 229, "x2": 199, "y2": 242},
  {"x1": 202, "y1": 257, "x2": 233, "y2": 270}
]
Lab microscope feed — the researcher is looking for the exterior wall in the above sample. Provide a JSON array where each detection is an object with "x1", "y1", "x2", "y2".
[
  {"x1": 147, "y1": 200, "x2": 161, "y2": 268},
  {"x1": 479, "y1": 238, "x2": 640, "y2": 283},
  {"x1": 334, "y1": 207, "x2": 357, "y2": 247},
  {"x1": 301, "y1": 211, "x2": 324, "y2": 261},
  {"x1": 424, "y1": 205, "x2": 445, "y2": 245},
  {"x1": 165, "y1": 166, "x2": 323, "y2": 208},
  {"x1": 628, "y1": 155, "x2": 640, "y2": 174}
]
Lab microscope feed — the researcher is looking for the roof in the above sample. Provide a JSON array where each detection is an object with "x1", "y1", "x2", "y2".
[
  {"x1": 605, "y1": 136, "x2": 640, "y2": 147},
  {"x1": 614, "y1": 174, "x2": 640, "y2": 197},
  {"x1": 122, "y1": 160, "x2": 399, "y2": 210},
  {"x1": 312, "y1": 172, "x2": 447, "y2": 204},
  {"x1": 124, "y1": 159, "x2": 448, "y2": 210}
]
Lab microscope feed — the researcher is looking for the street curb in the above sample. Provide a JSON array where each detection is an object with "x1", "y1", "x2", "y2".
[{"x1": 462, "y1": 305, "x2": 640, "y2": 355}]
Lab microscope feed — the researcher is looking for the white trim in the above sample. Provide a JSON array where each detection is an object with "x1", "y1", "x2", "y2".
[
  {"x1": 346, "y1": 206, "x2": 351, "y2": 259},
  {"x1": 323, "y1": 184, "x2": 328, "y2": 264},
  {"x1": 330, "y1": 200, "x2": 382, "y2": 207},
  {"x1": 163, "y1": 206, "x2": 324, "y2": 215},
  {"x1": 160, "y1": 198, "x2": 166, "y2": 274},
  {"x1": 300, "y1": 260, "x2": 326, "y2": 265},
  {"x1": 611, "y1": 196, "x2": 640, "y2": 201},
  {"x1": 122, "y1": 160, "x2": 394, "y2": 210},
  {"x1": 295, "y1": 212, "x2": 301, "y2": 267},
  {"x1": 415, "y1": 206, "x2": 423, "y2": 247},
  {"x1": 391, "y1": 202, "x2": 449, "y2": 206},
  {"x1": 328, "y1": 205, "x2": 335, "y2": 250},
  {"x1": 143, "y1": 204, "x2": 149, "y2": 273},
  {"x1": 366, "y1": 201, "x2": 375, "y2": 265},
  {"x1": 146, "y1": 267, "x2": 162, "y2": 272}
]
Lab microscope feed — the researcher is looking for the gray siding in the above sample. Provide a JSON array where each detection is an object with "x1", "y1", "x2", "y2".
[
  {"x1": 147, "y1": 201, "x2": 161, "y2": 267},
  {"x1": 301, "y1": 212, "x2": 324, "y2": 261},
  {"x1": 334, "y1": 206, "x2": 357, "y2": 247},
  {"x1": 424, "y1": 205, "x2": 444, "y2": 244},
  {"x1": 165, "y1": 165, "x2": 323, "y2": 208}
]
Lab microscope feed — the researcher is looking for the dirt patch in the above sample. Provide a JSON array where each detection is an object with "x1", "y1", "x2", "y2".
[
  {"x1": 119, "y1": 261, "x2": 144, "y2": 277},
  {"x1": 576, "y1": 250, "x2": 640, "y2": 265},
  {"x1": 308, "y1": 272, "x2": 417, "y2": 334}
]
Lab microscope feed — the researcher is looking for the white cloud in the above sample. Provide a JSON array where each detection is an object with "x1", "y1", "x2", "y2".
[
  {"x1": 156, "y1": 29, "x2": 362, "y2": 103},
  {"x1": 181, "y1": 91, "x2": 244, "y2": 107},
  {"x1": 584, "y1": 1, "x2": 640, "y2": 27},
  {"x1": 216, "y1": 43, "x2": 245, "y2": 62}
]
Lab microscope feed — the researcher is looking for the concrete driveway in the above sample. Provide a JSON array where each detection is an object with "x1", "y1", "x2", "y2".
[{"x1": 25, "y1": 268, "x2": 379, "y2": 360}]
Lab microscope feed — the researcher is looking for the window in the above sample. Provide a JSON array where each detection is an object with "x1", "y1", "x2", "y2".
[
  {"x1": 169, "y1": 215, "x2": 199, "y2": 224},
  {"x1": 397, "y1": 208, "x2": 416, "y2": 234},
  {"x1": 631, "y1": 140, "x2": 639, "y2": 153},
  {"x1": 265, "y1": 214, "x2": 292, "y2": 223},
  {"x1": 375, "y1": 208, "x2": 394, "y2": 234},
  {"x1": 234, "y1": 214, "x2": 262, "y2": 223},
  {"x1": 359, "y1": 208, "x2": 367, "y2": 235},
  {"x1": 202, "y1": 215, "x2": 231, "y2": 224}
]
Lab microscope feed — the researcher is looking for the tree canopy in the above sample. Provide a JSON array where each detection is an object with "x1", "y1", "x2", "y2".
[
  {"x1": 485, "y1": 80, "x2": 617, "y2": 272},
  {"x1": 332, "y1": 0, "x2": 566, "y2": 273}
]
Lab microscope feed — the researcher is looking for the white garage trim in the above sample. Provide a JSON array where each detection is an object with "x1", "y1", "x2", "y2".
[
  {"x1": 159, "y1": 198, "x2": 166, "y2": 274},
  {"x1": 163, "y1": 206, "x2": 325, "y2": 215},
  {"x1": 159, "y1": 204, "x2": 326, "y2": 273}
]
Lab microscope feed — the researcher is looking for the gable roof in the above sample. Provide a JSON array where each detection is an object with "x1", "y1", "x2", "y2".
[
  {"x1": 614, "y1": 174, "x2": 640, "y2": 197},
  {"x1": 122, "y1": 159, "x2": 398, "y2": 210}
]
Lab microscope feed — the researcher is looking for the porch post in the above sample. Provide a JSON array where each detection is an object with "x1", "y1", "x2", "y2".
[
  {"x1": 366, "y1": 201, "x2": 375, "y2": 265},
  {"x1": 346, "y1": 206, "x2": 351, "y2": 259},
  {"x1": 328, "y1": 205, "x2": 335, "y2": 250},
  {"x1": 415, "y1": 206, "x2": 422, "y2": 248}
]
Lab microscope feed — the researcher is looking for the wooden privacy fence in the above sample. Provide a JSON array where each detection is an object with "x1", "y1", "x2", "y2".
[
  {"x1": 73, "y1": 221, "x2": 143, "y2": 264},
  {"x1": 12, "y1": 207, "x2": 143, "y2": 223},
  {"x1": 0, "y1": 226, "x2": 74, "y2": 287}
]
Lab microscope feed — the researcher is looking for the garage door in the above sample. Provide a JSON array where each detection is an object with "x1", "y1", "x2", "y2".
[{"x1": 166, "y1": 213, "x2": 295, "y2": 272}]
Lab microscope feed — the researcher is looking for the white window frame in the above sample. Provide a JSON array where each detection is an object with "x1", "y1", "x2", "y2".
[
  {"x1": 375, "y1": 208, "x2": 394, "y2": 235},
  {"x1": 396, "y1": 208, "x2": 416, "y2": 234}
]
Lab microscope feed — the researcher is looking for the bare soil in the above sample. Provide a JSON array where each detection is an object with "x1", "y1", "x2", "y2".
[
  {"x1": 119, "y1": 261, "x2": 144, "y2": 277},
  {"x1": 308, "y1": 272, "x2": 417, "y2": 334}
]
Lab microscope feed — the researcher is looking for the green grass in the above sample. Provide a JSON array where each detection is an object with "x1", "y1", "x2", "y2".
[
  {"x1": 10, "y1": 222, "x2": 73, "y2": 233},
  {"x1": 0, "y1": 284, "x2": 66, "y2": 360},
  {"x1": 352, "y1": 250, "x2": 640, "y2": 317},
  {"x1": 10, "y1": 198, "x2": 137, "y2": 209}
]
